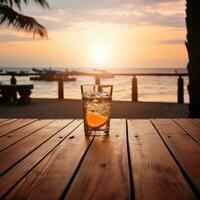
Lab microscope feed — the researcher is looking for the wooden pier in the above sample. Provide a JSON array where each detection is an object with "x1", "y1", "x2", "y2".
[{"x1": 0, "y1": 72, "x2": 188, "y2": 103}]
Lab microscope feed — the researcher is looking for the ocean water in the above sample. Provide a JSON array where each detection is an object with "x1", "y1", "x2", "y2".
[{"x1": 0, "y1": 67, "x2": 189, "y2": 103}]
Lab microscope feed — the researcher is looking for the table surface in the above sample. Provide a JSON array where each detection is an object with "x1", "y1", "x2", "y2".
[{"x1": 0, "y1": 118, "x2": 199, "y2": 200}]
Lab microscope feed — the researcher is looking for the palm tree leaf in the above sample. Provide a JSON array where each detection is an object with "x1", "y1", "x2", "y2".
[
  {"x1": 0, "y1": 0, "x2": 49, "y2": 10},
  {"x1": 0, "y1": 5, "x2": 48, "y2": 38}
]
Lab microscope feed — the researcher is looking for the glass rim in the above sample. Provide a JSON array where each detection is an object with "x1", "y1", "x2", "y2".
[
  {"x1": 81, "y1": 84, "x2": 113, "y2": 96},
  {"x1": 80, "y1": 84, "x2": 113, "y2": 87}
]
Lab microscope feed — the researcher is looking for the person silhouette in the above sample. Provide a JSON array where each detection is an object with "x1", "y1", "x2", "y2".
[
  {"x1": 11, "y1": 75, "x2": 16, "y2": 85},
  {"x1": 10, "y1": 75, "x2": 17, "y2": 102}
]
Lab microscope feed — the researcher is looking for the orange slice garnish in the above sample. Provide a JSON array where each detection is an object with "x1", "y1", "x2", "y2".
[{"x1": 86, "y1": 112, "x2": 108, "y2": 128}]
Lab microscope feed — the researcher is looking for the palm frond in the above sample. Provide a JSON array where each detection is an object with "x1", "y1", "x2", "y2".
[
  {"x1": 0, "y1": 5, "x2": 48, "y2": 38},
  {"x1": 0, "y1": 0, "x2": 49, "y2": 10}
]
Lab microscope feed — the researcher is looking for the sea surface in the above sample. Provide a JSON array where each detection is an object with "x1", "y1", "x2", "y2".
[{"x1": 0, "y1": 67, "x2": 189, "y2": 103}]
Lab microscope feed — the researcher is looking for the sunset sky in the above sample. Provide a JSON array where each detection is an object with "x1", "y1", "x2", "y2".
[{"x1": 0, "y1": 0, "x2": 187, "y2": 69}]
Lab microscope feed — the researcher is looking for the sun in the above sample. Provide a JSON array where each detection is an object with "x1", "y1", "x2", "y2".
[{"x1": 91, "y1": 45, "x2": 111, "y2": 66}]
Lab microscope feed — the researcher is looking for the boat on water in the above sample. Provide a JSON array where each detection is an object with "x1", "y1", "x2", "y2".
[
  {"x1": 4, "y1": 70, "x2": 29, "y2": 76},
  {"x1": 30, "y1": 68, "x2": 77, "y2": 82},
  {"x1": 93, "y1": 68, "x2": 114, "y2": 78}
]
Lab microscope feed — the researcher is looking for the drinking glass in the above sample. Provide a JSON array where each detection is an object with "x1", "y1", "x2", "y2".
[{"x1": 81, "y1": 84, "x2": 113, "y2": 136}]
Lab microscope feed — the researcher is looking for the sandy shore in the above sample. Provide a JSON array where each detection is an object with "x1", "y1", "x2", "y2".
[{"x1": 0, "y1": 98, "x2": 188, "y2": 118}]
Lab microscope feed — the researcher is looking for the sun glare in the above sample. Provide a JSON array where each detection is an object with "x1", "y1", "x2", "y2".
[{"x1": 91, "y1": 46, "x2": 111, "y2": 66}]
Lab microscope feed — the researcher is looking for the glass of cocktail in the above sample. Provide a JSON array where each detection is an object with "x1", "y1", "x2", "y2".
[{"x1": 81, "y1": 84, "x2": 113, "y2": 136}]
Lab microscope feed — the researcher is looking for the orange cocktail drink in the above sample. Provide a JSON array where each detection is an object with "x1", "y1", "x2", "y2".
[{"x1": 81, "y1": 85, "x2": 113, "y2": 136}]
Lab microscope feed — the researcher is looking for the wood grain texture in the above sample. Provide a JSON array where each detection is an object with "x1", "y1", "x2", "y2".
[
  {"x1": 0, "y1": 120, "x2": 72, "y2": 175},
  {"x1": 0, "y1": 120, "x2": 82, "y2": 199},
  {"x1": 0, "y1": 119, "x2": 36, "y2": 137},
  {"x1": 0, "y1": 119, "x2": 199, "y2": 200},
  {"x1": 194, "y1": 119, "x2": 200, "y2": 124},
  {"x1": 0, "y1": 119, "x2": 54, "y2": 152},
  {"x1": 128, "y1": 119, "x2": 196, "y2": 200},
  {"x1": 152, "y1": 119, "x2": 200, "y2": 196},
  {"x1": 174, "y1": 119, "x2": 200, "y2": 144},
  {"x1": 0, "y1": 119, "x2": 8, "y2": 123},
  {"x1": 0, "y1": 119, "x2": 10, "y2": 126},
  {"x1": 3, "y1": 123, "x2": 93, "y2": 200},
  {"x1": 0, "y1": 119, "x2": 17, "y2": 127},
  {"x1": 65, "y1": 119, "x2": 131, "y2": 200}
]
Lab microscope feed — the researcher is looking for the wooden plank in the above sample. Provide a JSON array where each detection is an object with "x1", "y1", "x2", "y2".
[
  {"x1": 2, "y1": 121, "x2": 93, "y2": 200},
  {"x1": 194, "y1": 119, "x2": 200, "y2": 124},
  {"x1": 191, "y1": 119, "x2": 200, "y2": 125},
  {"x1": 0, "y1": 119, "x2": 17, "y2": 127},
  {"x1": 0, "y1": 119, "x2": 36, "y2": 137},
  {"x1": 0, "y1": 120, "x2": 82, "y2": 199},
  {"x1": 65, "y1": 119, "x2": 131, "y2": 200},
  {"x1": 174, "y1": 119, "x2": 200, "y2": 144},
  {"x1": 0, "y1": 119, "x2": 54, "y2": 152},
  {"x1": 0, "y1": 119, "x2": 73, "y2": 175},
  {"x1": 152, "y1": 119, "x2": 200, "y2": 196},
  {"x1": 0, "y1": 119, "x2": 9, "y2": 125},
  {"x1": 128, "y1": 119, "x2": 196, "y2": 200}
]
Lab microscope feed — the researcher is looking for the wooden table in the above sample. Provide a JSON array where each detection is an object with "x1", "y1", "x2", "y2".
[{"x1": 0, "y1": 118, "x2": 199, "y2": 200}]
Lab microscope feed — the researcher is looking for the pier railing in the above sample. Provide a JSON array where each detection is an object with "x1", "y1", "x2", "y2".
[{"x1": 0, "y1": 72, "x2": 188, "y2": 103}]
